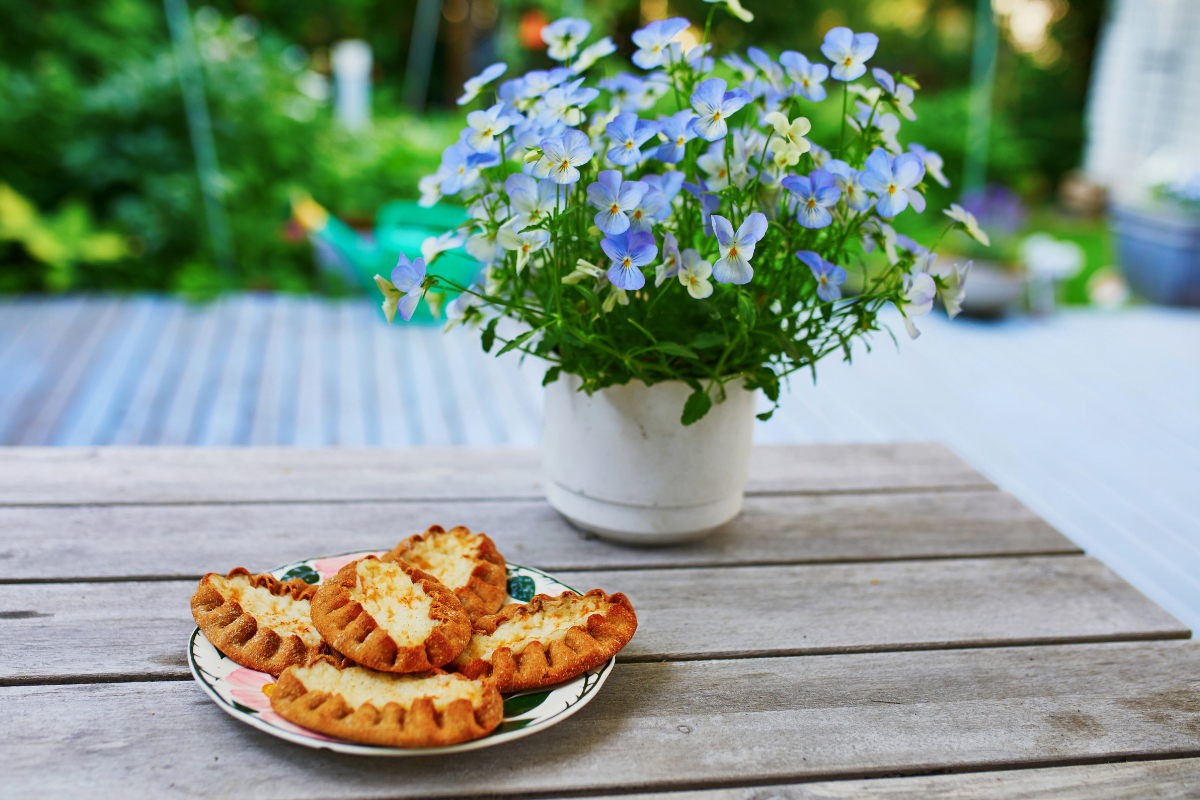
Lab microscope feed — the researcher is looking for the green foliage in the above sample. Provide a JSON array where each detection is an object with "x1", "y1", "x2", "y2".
[{"x1": 0, "y1": 1, "x2": 448, "y2": 294}]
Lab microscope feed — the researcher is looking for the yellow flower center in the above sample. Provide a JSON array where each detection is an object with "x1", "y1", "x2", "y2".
[
  {"x1": 622, "y1": 257, "x2": 632, "y2": 268},
  {"x1": 844, "y1": 57, "x2": 853, "y2": 66},
  {"x1": 561, "y1": 161, "x2": 570, "y2": 169},
  {"x1": 807, "y1": 199, "x2": 816, "y2": 209},
  {"x1": 888, "y1": 185, "x2": 897, "y2": 194},
  {"x1": 610, "y1": 203, "x2": 620, "y2": 214},
  {"x1": 712, "y1": 112, "x2": 722, "y2": 121},
  {"x1": 625, "y1": 141, "x2": 634, "y2": 149},
  {"x1": 729, "y1": 246, "x2": 738, "y2": 257}
]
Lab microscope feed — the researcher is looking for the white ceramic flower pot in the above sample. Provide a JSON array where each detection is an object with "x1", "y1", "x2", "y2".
[{"x1": 543, "y1": 374, "x2": 757, "y2": 544}]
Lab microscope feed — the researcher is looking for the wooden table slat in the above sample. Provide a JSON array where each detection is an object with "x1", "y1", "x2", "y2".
[
  {"x1": 550, "y1": 759, "x2": 1200, "y2": 799},
  {"x1": 4, "y1": 642, "x2": 1200, "y2": 799},
  {"x1": 0, "y1": 491, "x2": 1074, "y2": 582},
  {"x1": 0, "y1": 443, "x2": 993, "y2": 506}
]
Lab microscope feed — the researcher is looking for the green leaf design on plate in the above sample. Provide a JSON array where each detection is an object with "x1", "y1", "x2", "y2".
[
  {"x1": 506, "y1": 575, "x2": 536, "y2": 602},
  {"x1": 231, "y1": 700, "x2": 259, "y2": 716},
  {"x1": 281, "y1": 565, "x2": 321, "y2": 585},
  {"x1": 492, "y1": 718, "x2": 534, "y2": 736},
  {"x1": 503, "y1": 690, "x2": 551, "y2": 718}
]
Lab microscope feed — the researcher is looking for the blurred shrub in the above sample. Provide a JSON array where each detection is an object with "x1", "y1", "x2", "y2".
[{"x1": 0, "y1": 1, "x2": 448, "y2": 294}]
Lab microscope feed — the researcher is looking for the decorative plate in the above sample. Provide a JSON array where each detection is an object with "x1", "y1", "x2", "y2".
[{"x1": 188, "y1": 549, "x2": 615, "y2": 756}]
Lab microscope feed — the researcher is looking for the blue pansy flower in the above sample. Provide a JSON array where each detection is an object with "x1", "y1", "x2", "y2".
[
  {"x1": 796, "y1": 250, "x2": 847, "y2": 302},
  {"x1": 627, "y1": 187, "x2": 667, "y2": 233},
  {"x1": 779, "y1": 51, "x2": 829, "y2": 102},
  {"x1": 820, "y1": 27, "x2": 879, "y2": 81},
  {"x1": 782, "y1": 170, "x2": 841, "y2": 228},
  {"x1": 587, "y1": 170, "x2": 648, "y2": 235},
  {"x1": 533, "y1": 129, "x2": 594, "y2": 185},
  {"x1": 606, "y1": 113, "x2": 660, "y2": 166},
  {"x1": 463, "y1": 103, "x2": 513, "y2": 152},
  {"x1": 631, "y1": 18, "x2": 690, "y2": 69},
  {"x1": 602, "y1": 229, "x2": 657, "y2": 291},
  {"x1": 642, "y1": 171, "x2": 685, "y2": 204},
  {"x1": 710, "y1": 213, "x2": 767, "y2": 285},
  {"x1": 653, "y1": 110, "x2": 697, "y2": 164},
  {"x1": 823, "y1": 159, "x2": 872, "y2": 211},
  {"x1": 689, "y1": 78, "x2": 752, "y2": 141},
  {"x1": 859, "y1": 147, "x2": 925, "y2": 218},
  {"x1": 908, "y1": 143, "x2": 949, "y2": 187},
  {"x1": 457, "y1": 62, "x2": 507, "y2": 106},
  {"x1": 374, "y1": 252, "x2": 426, "y2": 323},
  {"x1": 542, "y1": 18, "x2": 591, "y2": 61}
]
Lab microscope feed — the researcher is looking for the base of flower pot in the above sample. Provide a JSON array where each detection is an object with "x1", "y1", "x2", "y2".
[{"x1": 545, "y1": 481, "x2": 742, "y2": 545}]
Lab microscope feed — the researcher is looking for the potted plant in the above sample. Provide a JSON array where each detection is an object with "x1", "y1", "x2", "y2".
[
  {"x1": 373, "y1": 6, "x2": 986, "y2": 542},
  {"x1": 1110, "y1": 152, "x2": 1200, "y2": 306}
]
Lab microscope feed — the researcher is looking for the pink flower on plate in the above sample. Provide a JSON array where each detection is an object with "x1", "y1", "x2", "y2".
[
  {"x1": 226, "y1": 667, "x2": 336, "y2": 742},
  {"x1": 227, "y1": 667, "x2": 275, "y2": 712},
  {"x1": 312, "y1": 551, "x2": 384, "y2": 581}
]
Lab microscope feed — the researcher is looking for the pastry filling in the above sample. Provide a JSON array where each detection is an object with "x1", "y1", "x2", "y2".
[
  {"x1": 348, "y1": 559, "x2": 437, "y2": 647},
  {"x1": 294, "y1": 660, "x2": 485, "y2": 711},
  {"x1": 209, "y1": 574, "x2": 323, "y2": 649},
  {"x1": 461, "y1": 594, "x2": 608, "y2": 661},
  {"x1": 396, "y1": 528, "x2": 482, "y2": 591}
]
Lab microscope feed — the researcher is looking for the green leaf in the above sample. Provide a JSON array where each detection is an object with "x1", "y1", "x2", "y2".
[
  {"x1": 573, "y1": 284, "x2": 603, "y2": 315},
  {"x1": 481, "y1": 318, "x2": 500, "y2": 353},
  {"x1": 503, "y1": 690, "x2": 552, "y2": 718},
  {"x1": 690, "y1": 332, "x2": 727, "y2": 349},
  {"x1": 542, "y1": 367, "x2": 561, "y2": 386},
  {"x1": 654, "y1": 342, "x2": 698, "y2": 359},
  {"x1": 496, "y1": 328, "x2": 536, "y2": 356},
  {"x1": 737, "y1": 293, "x2": 757, "y2": 327},
  {"x1": 756, "y1": 410, "x2": 775, "y2": 421},
  {"x1": 280, "y1": 565, "x2": 320, "y2": 585},
  {"x1": 492, "y1": 718, "x2": 534, "y2": 736},
  {"x1": 506, "y1": 574, "x2": 536, "y2": 602},
  {"x1": 681, "y1": 388, "x2": 713, "y2": 426}
]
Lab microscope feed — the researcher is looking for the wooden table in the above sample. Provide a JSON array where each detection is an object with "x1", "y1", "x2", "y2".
[{"x1": 3, "y1": 444, "x2": 1200, "y2": 798}]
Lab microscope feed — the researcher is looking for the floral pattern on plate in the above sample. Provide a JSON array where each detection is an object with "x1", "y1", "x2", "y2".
[{"x1": 188, "y1": 549, "x2": 616, "y2": 756}]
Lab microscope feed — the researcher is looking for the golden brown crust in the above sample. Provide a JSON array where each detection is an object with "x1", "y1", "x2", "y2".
[
  {"x1": 310, "y1": 556, "x2": 471, "y2": 673},
  {"x1": 381, "y1": 525, "x2": 508, "y2": 622},
  {"x1": 271, "y1": 656, "x2": 503, "y2": 747},
  {"x1": 452, "y1": 590, "x2": 637, "y2": 692},
  {"x1": 191, "y1": 568, "x2": 328, "y2": 677}
]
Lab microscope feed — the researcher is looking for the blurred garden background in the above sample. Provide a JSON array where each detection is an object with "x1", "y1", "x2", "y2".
[{"x1": 1, "y1": 0, "x2": 1116, "y2": 301}]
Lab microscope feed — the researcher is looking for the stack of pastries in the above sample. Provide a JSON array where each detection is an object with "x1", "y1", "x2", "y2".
[{"x1": 190, "y1": 525, "x2": 637, "y2": 747}]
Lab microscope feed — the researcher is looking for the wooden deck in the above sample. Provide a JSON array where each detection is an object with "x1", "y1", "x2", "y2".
[
  {"x1": 2, "y1": 445, "x2": 1198, "y2": 797},
  {"x1": 1, "y1": 294, "x2": 1198, "y2": 634}
]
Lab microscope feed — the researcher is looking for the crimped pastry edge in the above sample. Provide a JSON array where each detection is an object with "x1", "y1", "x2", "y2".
[
  {"x1": 270, "y1": 656, "x2": 503, "y2": 747},
  {"x1": 452, "y1": 589, "x2": 637, "y2": 693},
  {"x1": 191, "y1": 567, "x2": 329, "y2": 677},
  {"x1": 381, "y1": 524, "x2": 508, "y2": 622},
  {"x1": 310, "y1": 556, "x2": 471, "y2": 673}
]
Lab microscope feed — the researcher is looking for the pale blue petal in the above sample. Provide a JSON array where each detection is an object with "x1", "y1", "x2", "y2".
[
  {"x1": 397, "y1": 291, "x2": 422, "y2": 321},
  {"x1": 713, "y1": 255, "x2": 753, "y2": 285}
]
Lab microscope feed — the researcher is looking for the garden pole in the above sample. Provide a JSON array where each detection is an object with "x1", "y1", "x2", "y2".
[
  {"x1": 403, "y1": 0, "x2": 443, "y2": 110},
  {"x1": 964, "y1": 0, "x2": 998, "y2": 192},
  {"x1": 162, "y1": 0, "x2": 236, "y2": 275}
]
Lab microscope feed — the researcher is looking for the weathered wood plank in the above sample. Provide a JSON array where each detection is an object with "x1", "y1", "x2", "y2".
[
  {"x1": 0, "y1": 490, "x2": 1075, "y2": 581},
  {"x1": 0, "y1": 444, "x2": 992, "y2": 506},
  {"x1": 548, "y1": 758, "x2": 1200, "y2": 799},
  {"x1": 0, "y1": 557, "x2": 1185, "y2": 684},
  {"x1": 4, "y1": 642, "x2": 1200, "y2": 798}
]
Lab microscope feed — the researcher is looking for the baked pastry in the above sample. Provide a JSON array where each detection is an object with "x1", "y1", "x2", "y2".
[
  {"x1": 191, "y1": 568, "x2": 328, "y2": 676},
  {"x1": 452, "y1": 590, "x2": 637, "y2": 692},
  {"x1": 310, "y1": 556, "x2": 471, "y2": 673},
  {"x1": 381, "y1": 525, "x2": 507, "y2": 621},
  {"x1": 271, "y1": 656, "x2": 503, "y2": 747}
]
